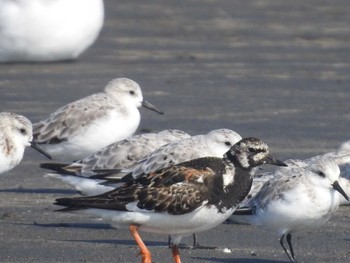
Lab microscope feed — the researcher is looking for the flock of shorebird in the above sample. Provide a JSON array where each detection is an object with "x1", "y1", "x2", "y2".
[
  {"x1": 1, "y1": 77, "x2": 350, "y2": 263},
  {"x1": 1, "y1": 1, "x2": 349, "y2": 262}
]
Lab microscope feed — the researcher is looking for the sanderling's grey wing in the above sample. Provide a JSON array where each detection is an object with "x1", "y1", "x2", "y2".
[
  {"x1": 239, "y1": 172, "x2": 274, "y2": 207},
  {"x1": 0, "y1": 131, "x2": 6, "y2": 157},
  {"x1": 80, "y1": 130, "x2": 190, "y2": 175},
  {"x1": 33, "y1": 93, "x2": 115, "y2": 144},
  {"x1": 59, "y1": 134, "x2": 164, "y2": 176},
  {"x1": 121, "y1": 130, "x2": 241, "y2": 179},
  {"x1": 128, "y1": 138, "x2": 204, "y2": 178},
  {"x1": 305, "y1": 140, "x2": 350, "y2": 167},
  {"x1": 241, "y1": 159, "x2": 308, "y2": 206},
  {"x1": 244, "y1": 166, "x2": 306, "y2": 211},
  {"x1": 61, "y1": 129, "x2": 191, "y2": 177}
]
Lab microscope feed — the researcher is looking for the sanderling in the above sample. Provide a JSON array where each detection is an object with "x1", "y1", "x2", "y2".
[
  {"x1": 0, "y1": 0, "x2": 104, "y2": 62},
  {"x1": 40, "y1": 129, "x2": 191, "y2": 195},
  {"x1": 230, "y1": 158, "x2": 348, "y2": 263},
  {"x1": 0, "y1": 112, "x2": 51, "y2": 174},
  {"x1": 33, "y1": 78, "x2": 164, "y2": 161},
  {"x1": 55, "y1": 137, "x2": 287, "y2": 263},
  {"x1": 96, "y1": 128, "x2": 243, "y2": 183},
  {"x1": 40, "y1": 129, "x2": 241, "y2": 197},
  {"x1": 306, "y1": 140, "x2": 350, "y2": 205},
  {"x1": 239, "y1": 140, "x2": 350, "y2": 208}
]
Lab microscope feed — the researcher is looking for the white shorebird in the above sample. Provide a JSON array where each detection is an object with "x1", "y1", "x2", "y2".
[
  {"x1": 33, "y1": 78, "x2": 164, "y2": 161},
  {"x1": 307, "y1": 140, "x2": 350, "y2": 205},
  {"x1": 230, "y1": 158, "x2": 349, "y2": 263},
  {"x1": 40, "y1": 129, "x2": 241, "y2": 196},
  {"x1": 40, "y1": 129, "x2": 191, "y2": 195},
  {"x1": 55, "y1": 137, "x2": 287, "y2": 263},
  {"x1": 96, "y1": 128, "x2": 243, "y2": 183},
  {"x1": 237, "y1": 140, "x2": 350, "y2": 208},
  {"x1": 0, "y1": 112, "x2": 51, "y2": 174},
  {"x1": 0, "y1": 0, "x2": 104, "y2": 62}
]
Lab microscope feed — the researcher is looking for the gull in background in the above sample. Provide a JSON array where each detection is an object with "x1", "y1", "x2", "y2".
[{"x1": 0, "y1": 0, "x2": 104, "y2": 62}]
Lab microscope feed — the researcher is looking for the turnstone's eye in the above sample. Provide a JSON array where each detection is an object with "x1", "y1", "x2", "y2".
[
  {"x1": 19, "y1": 128, "x2": 26, "y2": 135},
  {"x1": 225, "y1": 141, "x2": 231, "y2": 146},
  {"x1": 129, "y1": 90, "x2": 135, "y2": 95},
  {"x1": 248, "y1": 147, "x2": 255, "y2": 153}
]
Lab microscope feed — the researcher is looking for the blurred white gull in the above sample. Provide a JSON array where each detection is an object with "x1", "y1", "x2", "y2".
[{"x1": 0, "y1": 0, "x2": 104, "y2": 62}]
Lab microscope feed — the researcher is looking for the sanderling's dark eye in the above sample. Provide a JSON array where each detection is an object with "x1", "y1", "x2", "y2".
[
  {"x1": 19, "y1": 128, "x2": 26, "y2": 135},
  {"x1": 129, "y1": 90, "x2": 135, "y2": 95},
  {"x1": 225, "y1": 141, "x2": 231, "y2": 146},
  {"x1": 317, "y1": 171, "x2": 325, "y2": 177}
]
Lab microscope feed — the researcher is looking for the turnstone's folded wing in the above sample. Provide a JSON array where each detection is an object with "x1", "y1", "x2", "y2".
[{"x1": 56, "y1": 157, "x2": 223, "y2": 215}]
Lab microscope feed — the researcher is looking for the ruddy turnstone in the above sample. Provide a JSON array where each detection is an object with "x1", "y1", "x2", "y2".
[{"x1": 55, "y1": 137, "x2": 287, "y2": 263}]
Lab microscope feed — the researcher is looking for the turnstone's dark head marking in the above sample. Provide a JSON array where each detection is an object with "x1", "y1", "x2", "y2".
[{"x1": 224, "y1": 137, "x2": 287, "y2": 169}]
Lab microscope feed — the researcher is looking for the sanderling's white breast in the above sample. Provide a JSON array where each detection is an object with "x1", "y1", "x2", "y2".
[
  {"x1": 0, "y1": 0, "x2": 104, "y2": 62},
  {"x1": 33, "y1": 78, "x2": 163, "y2": 161}
]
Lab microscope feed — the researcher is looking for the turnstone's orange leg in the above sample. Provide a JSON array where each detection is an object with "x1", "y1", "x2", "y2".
[
  {"x1": 171, "y1": 244, "x2": 182, "y2": 263},
  {"x1": 129, "y1": 225, "x2": 152, "y2": 263}
]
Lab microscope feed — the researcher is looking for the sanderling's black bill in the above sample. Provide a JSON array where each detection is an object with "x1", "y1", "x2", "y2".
[
  {"x1": 332, "y1": 180, "x2": 349, "y2": 201},
  {"x1": 30, "y1": 141, "x2": 52, "y2": 159},
  {"x1": 142, "y1": 100, "x2": 164, "y2": 115}
]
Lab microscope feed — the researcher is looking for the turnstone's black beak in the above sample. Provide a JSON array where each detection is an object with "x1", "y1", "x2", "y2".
[
  {"x1": 142, "y1": 100, "x2": 164, "y2": 115},
  {"x1": 30, "y1": 141, "x2": 52, "y2": 159},
  {"x1": 332, "y1": 180, "x2": 349, "y2": 201},
  {"x1": 264, "y1": 156, "x2": 288, "y2": 167}
]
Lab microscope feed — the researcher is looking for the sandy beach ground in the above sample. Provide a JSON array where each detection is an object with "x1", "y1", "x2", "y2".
[{"x1": 0, "y1": 1, "x2": 350, "y2": 262}]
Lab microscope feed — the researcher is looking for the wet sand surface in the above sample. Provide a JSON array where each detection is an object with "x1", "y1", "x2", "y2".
[{"x1": 0, "y1": 0, "x2": 350, "y2": 262}]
